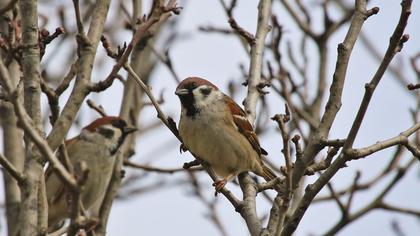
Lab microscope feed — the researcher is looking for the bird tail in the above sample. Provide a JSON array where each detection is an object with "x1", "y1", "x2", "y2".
[{"x1": 261, "y1": 164, "x2": 277, "y2": 181}]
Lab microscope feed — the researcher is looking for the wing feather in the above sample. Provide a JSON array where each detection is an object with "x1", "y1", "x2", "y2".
[{"x1": 226, "y1": 96, "x2": 268, "y2": 156}]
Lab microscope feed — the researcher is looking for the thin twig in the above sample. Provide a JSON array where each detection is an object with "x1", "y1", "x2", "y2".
[
  {"x1": 124, "y1": 160, "x2": 202, "y2": 173},
  {"x1": 347, "y1": 122, "x2": 420, "y2": 159},
  {"x1": 150, "y1": 46, "x2": 181, "y2": 83},
  {"x1": 86, "y1": 99, "x2": 107, "y2": 117},
  {"x1": 271, "y1": 110, "x2": 292, "y2": 195},
  {"x1": 73, "y1": 0, "x2": 85, "y2": 34}
]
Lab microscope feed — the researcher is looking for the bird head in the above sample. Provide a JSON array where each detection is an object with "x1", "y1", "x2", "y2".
[
  {"x1": 175, "y1": 77, "x2": 220, "y2": 117},
  {"x1": 82, "y1": 116, "x2": 137, "y2": 155}
]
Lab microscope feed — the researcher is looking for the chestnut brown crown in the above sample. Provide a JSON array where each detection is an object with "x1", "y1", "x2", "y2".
[
  {"x1": 83, "y1": 116, "x2": 136, "y2": 135},
  {"x1": 175, "y1": 77, "x2": 218, "y2": 92}
]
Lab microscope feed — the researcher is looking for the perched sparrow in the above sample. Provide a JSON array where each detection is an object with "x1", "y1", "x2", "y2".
[
  {"x1": 46, "y1": 116, "x2": 136, "y2": 228},
  {"x1": 175, "y1": 77, "x2": 276, "y2": 190}
]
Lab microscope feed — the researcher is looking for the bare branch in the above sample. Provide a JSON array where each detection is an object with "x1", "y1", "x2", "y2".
[
  {"x1": 228, "y1": 17, "x2": 256, "y2": 45},
  {"x1": 46, "y1": 0, "x2": 112, "y2": 152},
  {"x1": 323, "y1": 159, "x2": 416, "y2": 235},
  {"x1": 86, "y1": 99, "x2": 107, "y2": 117},
  {"x1": 187, "y1": 172, "x2": 229, "y2": 236},
  {"x1": 124, "y1": 63, "x2": 178, "y2": 135},
  {"x1": 124, "y1": 160, "x2": 202, "y2": 174},
  {"x1": 54, "y1": 62, "x2": 78, "y2": 95},
  {"x1": 282, "y1": 0, "x2": 417, "y2": 234},
  {"x1": 326, "y1": 182, "x2": 347, "y2": 217},
  {"x1": 279, "y1": 0, "x2": 316, "y2": 38},
  {"x1": 238, "y1": 173, "x2": 262, "y2": 236},
  {"x1": 243, "y1": 0, "x2": 272, "y2": 123},
  {"x1": 150, "y1": 46, "x2": 181, "y2": 83},
  {"x1": 257, "y1": 177, "x2": 283, "y2": 192},
  {"x1": 291, "y1": 0, "x2": 369, "y2": 191},
  {"x1": 304, "y1": 147, "x2": 339, "y2": 176},
  {"x1": 342, "y1": 1, "x2": 411, "y2": 151},
  {"x1": 271, "y1": 111, "x2": 292, "y2": 195},
  {"x1": 0, "y1": 58, "x2": 78, "y2": 190},
  {"x1": 410, "y1": 52, "x2": 420, "y2": 79},
  {"x1": 379, "y1": 203, "x2": 420, "y2": 217},
  {"x1": 72, "y1": 0, "x2": 85, "y2": 34},
  {"x1": 345, "y1": 171, "x2": 361, "y2": 212},
  {"x1": 0, "y1": 152, "x2": 25, "y2": 184},
  {"x1": 347, "y1": 123, "x2": 420, "y2": 159},
  {"x1": 320, "y1": 138, "x2": 346, "y2": 147}
]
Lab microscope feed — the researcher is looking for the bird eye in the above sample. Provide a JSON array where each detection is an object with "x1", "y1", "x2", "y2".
[
  {"x1": 98, "y1": 127, "x2": 115, "y2": 138},
  {"x1": 191, "y1": 82, "x2": 197, "y2": 88},
  {"x1": 200, "y1": 87, "x2": 211, "y2": 95}
]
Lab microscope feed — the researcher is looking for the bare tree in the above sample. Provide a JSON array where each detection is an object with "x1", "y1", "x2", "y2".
[{"x1": 0, "y1": 0, "x2": 419, "y2": 235}]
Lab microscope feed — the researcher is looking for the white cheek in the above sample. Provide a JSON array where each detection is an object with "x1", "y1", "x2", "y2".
[
  {"x1": 192, "y1": 89, "x2": 222, "y2": 109},
  {"x1": 191, "y1": 89, "x2": 204, "y2": 104},
  {"x1": 106, "y1": 129, "x2": 123, "y2": 150},
  {"x1": 79, "y1": 127, "x2": 123, "y2": 153}
]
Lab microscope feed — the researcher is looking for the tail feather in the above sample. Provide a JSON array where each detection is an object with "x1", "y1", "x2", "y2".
[{"x1": 261, "y1": 164, "x2": 277, "y2": 181}]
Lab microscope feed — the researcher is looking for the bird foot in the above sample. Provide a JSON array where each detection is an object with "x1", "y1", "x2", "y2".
[
  {"x1": 78, "y1": 217, "x2": 99, "y2": 233},
  {"x1": 83, "y1": 217, "x2": 99, "y2": 233},
  {"x1": 179, "y1": 144, "x2": 188, "y2": 153},
  {"x1": 212, "y1": 179, "x2": 227, "y2": 194}
]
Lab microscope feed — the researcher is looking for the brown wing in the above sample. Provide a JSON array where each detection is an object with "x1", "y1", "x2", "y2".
[{"x1": 226, "y1": 95, "x2": 268, "y2": 156}]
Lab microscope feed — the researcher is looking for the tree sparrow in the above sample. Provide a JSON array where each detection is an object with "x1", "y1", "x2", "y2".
[
  {"x1": 175, "y1": 77, "x2": 276, "y2": 190},
  {"x1": 46, "y1": 116, "x2": 136, "y2": 228}
]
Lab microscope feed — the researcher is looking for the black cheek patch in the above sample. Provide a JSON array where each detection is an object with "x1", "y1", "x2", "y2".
[
  {"x1": 98, "y1": 127, "x2": 115, "y2": 139},
  {"x1": 111, "y1": 119, "x2": 127, "y2": 130},
  {"x1": 200, "y1": 87, "x2": 212, "y2": 96}
]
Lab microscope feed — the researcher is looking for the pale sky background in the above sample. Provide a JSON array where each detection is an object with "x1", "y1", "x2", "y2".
[{"x1": 1, "y1": 0, "x2": 420, "y2": 235}]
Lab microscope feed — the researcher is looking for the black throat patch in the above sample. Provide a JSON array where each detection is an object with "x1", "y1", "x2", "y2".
[
  {"x1": 179, "y1": 92, "x2": 199, "y2": 117},
  {"x1": 109, "y1": 131, "x2": 130, "y2": 156}
]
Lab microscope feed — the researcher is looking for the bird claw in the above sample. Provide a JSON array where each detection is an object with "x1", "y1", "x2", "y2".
[
  {"x1": 83, "y1": 217, "x2": 99, "y2": 232},
  {"x1": 212, "y1": 179, "x2": 227, "y2": 195},
  {"x1": 179, "y1": 144, "x2": 188, "y2": 153}
]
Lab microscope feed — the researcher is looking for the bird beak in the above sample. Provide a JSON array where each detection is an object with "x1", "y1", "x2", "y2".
[
  {"x1": 175, "y1": 88, "x2": 189, "y2": 96},
  {"x1": 123, "y1": 126, "x2": 137, "y2": 135}
]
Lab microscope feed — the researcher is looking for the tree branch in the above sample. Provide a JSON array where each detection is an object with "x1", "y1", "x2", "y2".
[
  {"x1": 279, "y1": 0, "x2": 316, "y2": 39},
  {"x1": 46, "y1": 0, "x2": 112, "y2": 152},
  {"x1": 238, "y1": 173, "x2": 262, "y2": 236},
  {"x1": 0, "y1": 153, "x2": 25, "y2": 184},
  {"x1": 0, "y1": 59, "x2": 78, "y2": 191},
  {"x1": 243, "y1": 0, "x2": 272, "y2": 123},
  {"x1": 291, "y1": 0, "x2": 370, "y2": 190},
  {"x1": 282, "y1": 1, "x2": 413, "y2": 234},
  {"x1": 342, "y1": 1, "x2": 411, "y2": 151},
  {"x1": 124, "y1": 160, "x2": 202, "y2": 174},
  {"x1": 347, "y1": 122, "x2": 420, "y2": 159}
]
